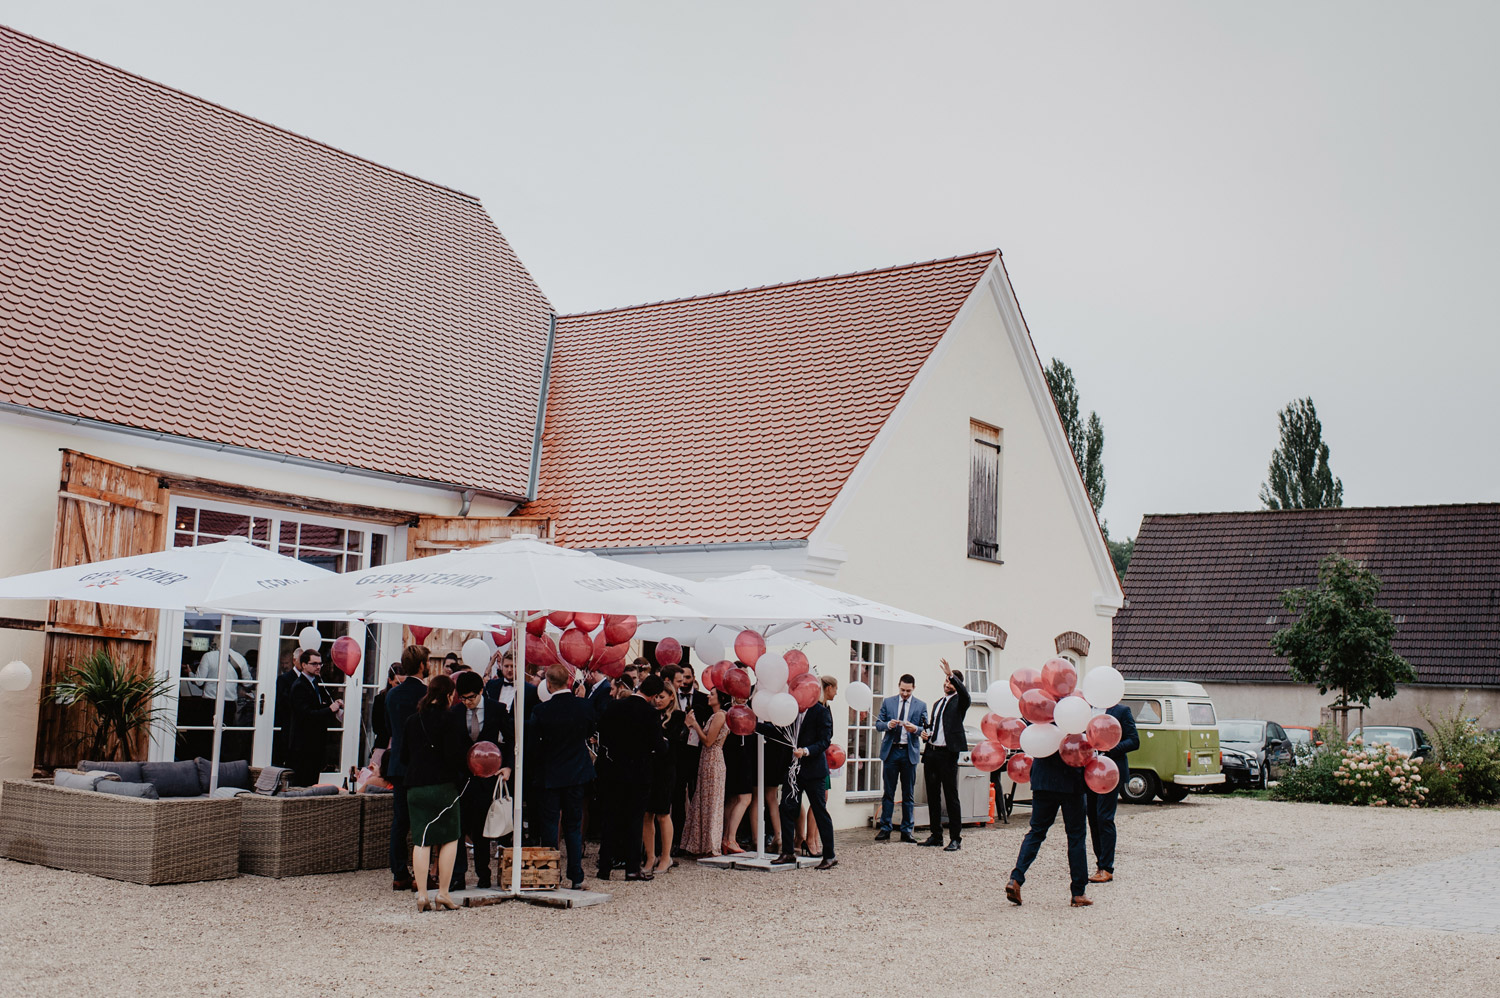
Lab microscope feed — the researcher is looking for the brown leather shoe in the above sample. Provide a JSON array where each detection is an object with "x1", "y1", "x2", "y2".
[
  {"x1": 1005, "y1": 880, "x2": 1022, "y2": 905},
  {"x1": 815, "y1": 857, "x2": 838, "y2": 871},
  {"x1": 1071, "y1": 895, "x2": 1093, "y2": 907},
  {"x1": 1089, "y1": 870, "x2": 1113, "y2": 883}
]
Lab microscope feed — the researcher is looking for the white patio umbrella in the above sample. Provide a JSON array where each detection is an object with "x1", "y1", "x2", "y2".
[
  {"x1": 0, "y1": 537, "x2": 334, "y2": 791},
  {"x1": 214, "y1": 534, "x2": 741, "y2": 895}
]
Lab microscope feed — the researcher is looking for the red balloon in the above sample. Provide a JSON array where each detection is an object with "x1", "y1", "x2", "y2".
[
  {"x1": 1041, "y1": 657, "x2": 1079, "y2": 700},
  {"x1": 1084, "y1": 755, "x2": 1120, "y2": 794},
  {"x1": 597, "y1": 656, "x2": 626, "y2": 679},
  {"x1": 971, "y1": 740, "x2": 1006, "y2": 773},
  {"x1": 700, "y1": 665, "x2": 716, "y2": 691},
  {"x1": 1006, "y1": 753, "x2": 1033, "y2": 783},
  {"x1": 825, "y1": 744, "x2": 847, "y2": 770},
  {"x1": 602, "y1": 642, "x2": 630, "y2": 664},
  {"x1": 408, "y1": 625, "x2": 432, "y2": 646},
  {"x1": 656, "y1": 637, "x2": 683, "y2": 667},
  {"x1": 726, "y1": 705, "x2": 757, "y2": 736},
  {"x1": 1059, "y1": 733, "x2": 1095, "y2": 768},
  {"x1": 490, "y1": 627, "x2": 512, "y2": 647},
  {"x1": 734, "y1": 630, "x2": 766, "y2": 667},
  {"x1": 980, "y1": 712, "x2": 1007, "y2": 743},
  {"x1": 789, "y1": 672, "x2": 821, "y2": 710},
  {"x1": 996, "y1": 716, "x2": 1027, "y2": 751},
  {"x1": 707, "y1": 660, "x2": 732, "y2": 691},
  {"x1": 1086, "y1": 713, "x2": 1122, "y2": 752},
  {"x1": 1019, "y1": 688, "x2": 1057, "y2": 724},
  {"x1": 548, "y1": 611, "x2": 574, "y2": 630},
  {"x1": 721, "y1": 666, "x2": 753, "y2": 699},
  {"x1": 573, "y1": 613, "x2": 603, "y2": 633},
  {"x1": 603, "y1": 614, "x2": 637, "y2": 644},
  {"x1": 468, "y1": 741, "x2": 503, "y2": 778},
  {"x1": 784, "y1": 649, "x2": 810, "y2": 681},
  {"x1": 330, "y1": 635, "x2": 362, "y2": 676},
  {"x1": 1009, "y1": 668, "x2": 1043, "y2": 699},
  {"x1": 526, "y1": 615, "x2": 548, "y2": 636},
  {"x1": 525, "y1": 631, "x2": 558, "y2": 668},
  {"x1": 558, "y1": 627, "x2": 594, "y2": 668}
]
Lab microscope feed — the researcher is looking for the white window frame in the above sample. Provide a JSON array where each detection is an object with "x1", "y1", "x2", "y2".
[
  {"x1": 965, "y1": 642, "x2": 996, "y2": 697},
  {"x1": 150, "y1": 496, "x2": 398, "y2": 781},
  {"x1": 845, "y1": 641, "x2": 889, "y2": 800}
]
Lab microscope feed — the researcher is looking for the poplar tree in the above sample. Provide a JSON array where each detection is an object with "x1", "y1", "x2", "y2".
[{"x1": 1260, "y1": 397, "x2": 1343, "y2": 509}]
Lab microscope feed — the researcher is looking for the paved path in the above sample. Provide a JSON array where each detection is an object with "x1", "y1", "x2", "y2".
[{"x1": 1254, "y1": 846, "x2": 1500, "y2": 934}]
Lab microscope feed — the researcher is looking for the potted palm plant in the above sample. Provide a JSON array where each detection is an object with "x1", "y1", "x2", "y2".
[{"x1": 50, "y1": 650, "x2": 174, "y2": 761}]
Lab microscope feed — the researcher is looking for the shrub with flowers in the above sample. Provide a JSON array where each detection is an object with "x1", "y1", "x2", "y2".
[{"x1": 1330, "y1": 737, "x2": 1427, "y2": 807}]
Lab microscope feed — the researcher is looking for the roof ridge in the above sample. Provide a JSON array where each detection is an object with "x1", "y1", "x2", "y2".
[
  {"x1": 1142, "y1": 502, "x2": 1500, "y2": 519},
  {"x1": 0, "y1": 23, "x2": 480, "y2": 203},
  {"x1": 559, "y1": 249, "x2": 1001, "y2": 319}
]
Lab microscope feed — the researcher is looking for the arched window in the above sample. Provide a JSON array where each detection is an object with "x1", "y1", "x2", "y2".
[{"x1": 964, "y1": 620, "x2": 1006, "y2": 695}]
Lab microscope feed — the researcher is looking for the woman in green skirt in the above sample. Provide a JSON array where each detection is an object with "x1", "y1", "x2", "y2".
[{"x1": 400, "y1": 673, "x2": 471, "y2": 911}]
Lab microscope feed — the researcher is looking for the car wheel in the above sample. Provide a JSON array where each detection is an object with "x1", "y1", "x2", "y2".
[
  {"x1": 1256, "y1": 764, "x2": 1269, "y2": 790},
  {"x1": 1120, "y1": 770, "x2": 1159, "y2": 804},
  {"x1": 1159, "y1": 783, "x2": 1190, "y2": 803}
]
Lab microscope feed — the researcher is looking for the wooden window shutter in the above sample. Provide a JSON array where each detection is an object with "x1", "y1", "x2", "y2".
[
  {"x1": 968, "y1": 421, "x2": 1001, "y2": 561},
  {"x1": 37, "y1": 451, "x2": 170, "y2": 766}
]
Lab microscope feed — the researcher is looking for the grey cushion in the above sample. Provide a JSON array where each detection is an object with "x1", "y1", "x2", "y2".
[
  {"x1": 280, "y1": 785, "x2": 340, "y2": 798},
  {"x1": 80, "y1": 759, "x2": 144, "y2": 783},
  {"x1": 95, "y1": 780, "x2": 159, "y2": 799},
  {"x1": 55, "y1": 770, "x2": 119, "y2": 790},
  {"x1": 210, "y1": 786, "x2": 248, "y2": 799},
  {"x1": 194, "y1": 757, "x2": 253, "y2": 792},
  {"x1": 140, "y1": 759, "x2": 202, "y2": 798}
]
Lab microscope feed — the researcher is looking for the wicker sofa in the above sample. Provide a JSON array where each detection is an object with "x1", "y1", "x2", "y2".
[
  {"x1": 358, "y1": 792, "x2": 395, "y2": 870},
  {"x1": 237, "y1": 791, "x2": 363, "y2": 878},
  {"x1": 0, "y1": 779, "x2": 241, "y2": 885}
]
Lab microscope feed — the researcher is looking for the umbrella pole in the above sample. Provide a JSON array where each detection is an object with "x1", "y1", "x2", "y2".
[
  {"x1": 207, "y1": 614, "x2": 232, "y2": 794},
  {"x1": 510, "y1": 610, "x2": 525, "y2": 895},
  {"x1": 754, "y1": 732, "x2": 765, "y2": 859}
]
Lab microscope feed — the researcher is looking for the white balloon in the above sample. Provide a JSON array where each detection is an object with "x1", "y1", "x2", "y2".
[
  {"x1": 461, "y1": 638, "x2": 490, "y2": 671},
  {"x1": 1019, "y1": 722, "x2": 1063, "y2": 758},
  {"x1": 985, "y1": 682, "x2": 1020, "y2": 719},
  {"x1": 481, "y1": 630, "x2": 498, "y2": 651},
  {"x1": 1054, "y1": 695, "x2": 1092, "y2": 735},
  {"x1": 1080, "y1": 666, "x2": 1125, "y2": 709},
  {"x1": 298, "y1": 626, "x2": 321, "y2": 652},
  {"x1": 0, "y1": 660, "x2": 33, "y2": 692},
  {"x1": 750, "y1": 689, "x2": 776, "y2": 719},
  {"x1": 694, "y1": 634, "x2": 726, "y2": 665},
  {"x1": 765, "y1": 691, "x2": 799, "y2": 726},
  {"x1": 536, "y1": 680, "x2": 553, "y2": 702},
  {"x1": 757, "y1": 653, "x2": 789, "y2": 693},
  {"x1": 845, "y1": 680, "x2": 874, "y2": 713}
]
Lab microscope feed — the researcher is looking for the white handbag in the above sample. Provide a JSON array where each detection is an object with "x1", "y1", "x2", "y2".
[{"x1": 483, "y1": 778, "x2": 514, "y2": 838}]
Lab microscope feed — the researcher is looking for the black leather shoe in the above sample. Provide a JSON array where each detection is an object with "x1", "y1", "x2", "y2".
[
  {"x1": 873, "y1": 829, "x2": 891, "y2": 841},
  {"x1": 595, "y1": 870, "x2": 611, "y2": 881},
  {"x1": 569, "y1": 880, "x2": 583, "y2": 890},
  {"x1": 900, "y1": 833, "x2": 918, "y2": 843},
  {"x1": 919, "y1": 836, "x2": 944, "y2": 847},
  {"x1": 772, "y1": 853, "x2": 796, "y2": 866},
  {"x1": 815, "y1": 857, "x2": 838, "y2": 870},
  {"x1": 624, "y1": 872, "x2": 654, "y2": 882},
  {"x1": 392, "y1": 878, "x2": 415, "y2": 892},
  {"x1": 944, "y1": 840, "x2": 961, "y2": 852}
]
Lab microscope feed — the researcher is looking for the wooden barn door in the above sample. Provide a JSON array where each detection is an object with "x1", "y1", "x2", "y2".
[{"x1": 35, "y1": 451, "x2": 170, "y2": 766}]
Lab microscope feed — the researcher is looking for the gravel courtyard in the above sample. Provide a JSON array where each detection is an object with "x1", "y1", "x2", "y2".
[{"x1": 2, "y1": 795, "x2": 1497, "y2": 997}]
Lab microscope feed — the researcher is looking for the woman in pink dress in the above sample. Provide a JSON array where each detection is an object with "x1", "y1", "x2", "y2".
[{"x1": 679, "y1": 692, "x2": 728, "y2": 856}]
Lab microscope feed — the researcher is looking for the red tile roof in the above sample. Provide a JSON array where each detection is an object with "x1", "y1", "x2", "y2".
[
  {"x1": 1113, "y1": 505, "x2": 1500, "y2": 688},
  {"x1": 0, "y1": 26, "x2": 551, "y2": 497},
  {"x1": 524, "y1": 251, "x2": 998, "y2": 547}
]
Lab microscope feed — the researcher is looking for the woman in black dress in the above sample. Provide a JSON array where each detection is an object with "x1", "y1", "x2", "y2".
[
  {"x1": 761, "y1": 720, "x2": 793, "y2": 854},
  {"x1": 400, "y1": 674, "x2": 472, "y2": 912},
  {"x1": 720, "y1": 694, "x2": 756, "y2": 854},
  {"x1": 643, "y1": 679, "x2": 685, "y2": 875}
]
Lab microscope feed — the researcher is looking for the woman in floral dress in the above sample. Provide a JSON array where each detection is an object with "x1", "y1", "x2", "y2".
[{"x1": 679, "y1": 692, "x2": 728, "y2": 855}]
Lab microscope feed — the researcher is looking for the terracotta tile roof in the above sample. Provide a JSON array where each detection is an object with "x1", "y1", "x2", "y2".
[
  {"x1": 0, "y1": 27, "x2": 551, "y2": 496},
  {"x1": 524, "y1": 251, "x2": 998, "y2": 547},
  {"x1": 1113, "y1": 505, "x2": 1500, "y2": 688}
]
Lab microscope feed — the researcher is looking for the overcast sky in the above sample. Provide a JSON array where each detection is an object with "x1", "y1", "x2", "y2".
[{"x1": 5, "y1": 1, "x2": 1496, "y2": 537}]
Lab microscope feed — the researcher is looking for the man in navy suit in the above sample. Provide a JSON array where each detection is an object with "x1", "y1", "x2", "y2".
[
  {"x1": 1007, "y1": 739, "x2": 1092, "y2": 907},
  {"x1": 1086, "y1": 701, "x2": 1139, "y2": 883},
  {"x1": 384, "y1": 644, "x2": 429, "y2": 891},
  {"x1": 874, "y1": 674, "x2": 926, "y2": 842},
  {"x1": 920, "y1": 658, "x2": 970, "y2": 851},
  {"x1": 451, "y1": 669, "x2": 512, "y2": 890},
  {"x1": 529, "y1": 663, "x2": 611, "y2": 890},
  {"x1": 771, "y1": 695, "x2": 837, "y2": 870}
]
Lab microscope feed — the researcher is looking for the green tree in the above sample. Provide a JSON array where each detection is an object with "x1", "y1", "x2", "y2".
[
  {"x1": 1108, "y1": 535, "x2": 1134, "y2": 581},
  {"x1": 1271, "y1": 553, "x2": 1415, "y2": 735},
  {"x1": 1260, "y1": 397, "x2": 1343, "y2": 509},
  {"x1": 1043, "y1": 358, "x2": 1105, "y2": 516}
]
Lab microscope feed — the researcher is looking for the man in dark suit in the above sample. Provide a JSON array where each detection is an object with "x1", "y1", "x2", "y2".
[
  {"x1": 1007, "y1": 739, "x2": 1091, "y2": 907},
  {"x1": 384, "y1": 645, "x2": 429, "y2": 891},
  {"x1": 595, "y1": 674, "x2": 665, "y2": 882},
  {"x1": 287, "y1": 647, "x2": 344, "y2": 788},
  {"x1": 920, "y1": 658, "x2": 970, "y2": 851},
  {"x1": 1086, "y1": 701, "x2": 1140, "y2": 883},
  {"x1": 874, "y1": 673, "x2": 927, "y2": 842},
  {"x1": 771, "y1": 695, "x2": 837, "y2": 870},
  {"x1": 669, "y1": 664, "x2": 710, "y2": 856},
  {"x1": 451, "y1": 669, "x2": 512, "y2": 890},
  {"x1": 529, "y1": 663, "x2": 611, "y2": 890}
]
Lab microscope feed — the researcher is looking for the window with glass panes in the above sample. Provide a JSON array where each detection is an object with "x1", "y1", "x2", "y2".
[
  {"x1": 845, "y1": 641, "x2": 889, "y2": 798},
  {"x1": 965, "y1": 643, "x2": 995, "y2": 694},
  {"x1": 160, "y1": 499, "x2": 392, "y2": 777}
]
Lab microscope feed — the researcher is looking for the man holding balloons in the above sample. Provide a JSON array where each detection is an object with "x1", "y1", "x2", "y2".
[{"x1": 1086, "y1": 701, "x2": 1139, "y2": 884}]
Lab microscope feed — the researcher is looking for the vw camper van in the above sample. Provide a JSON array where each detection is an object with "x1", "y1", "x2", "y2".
[{"x1": 1119, "y1": 680, "x2": 1224, "y2": 803}]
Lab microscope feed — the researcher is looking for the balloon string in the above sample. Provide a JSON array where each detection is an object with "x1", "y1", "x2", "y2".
[{"x1": 419, "y1": 777, "x2": 470, "y2": 846}]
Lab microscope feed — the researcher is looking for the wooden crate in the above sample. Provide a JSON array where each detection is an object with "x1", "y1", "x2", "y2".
[{"x1": 499, "y1": 846, "x2": 561, "y2": 889}]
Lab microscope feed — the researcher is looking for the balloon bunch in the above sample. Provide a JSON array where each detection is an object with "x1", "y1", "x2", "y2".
[
  {"x1": 973, "y1": 659, "x2": 1128, "y2": 794},
  {"x1": 521, "y1": 611, "x2": 637, "y2": 681}
]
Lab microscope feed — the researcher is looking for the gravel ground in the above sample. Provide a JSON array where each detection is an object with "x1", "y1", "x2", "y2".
[{"x1": 2, "y1": 795, "x2": 1497, "y2": 997}]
